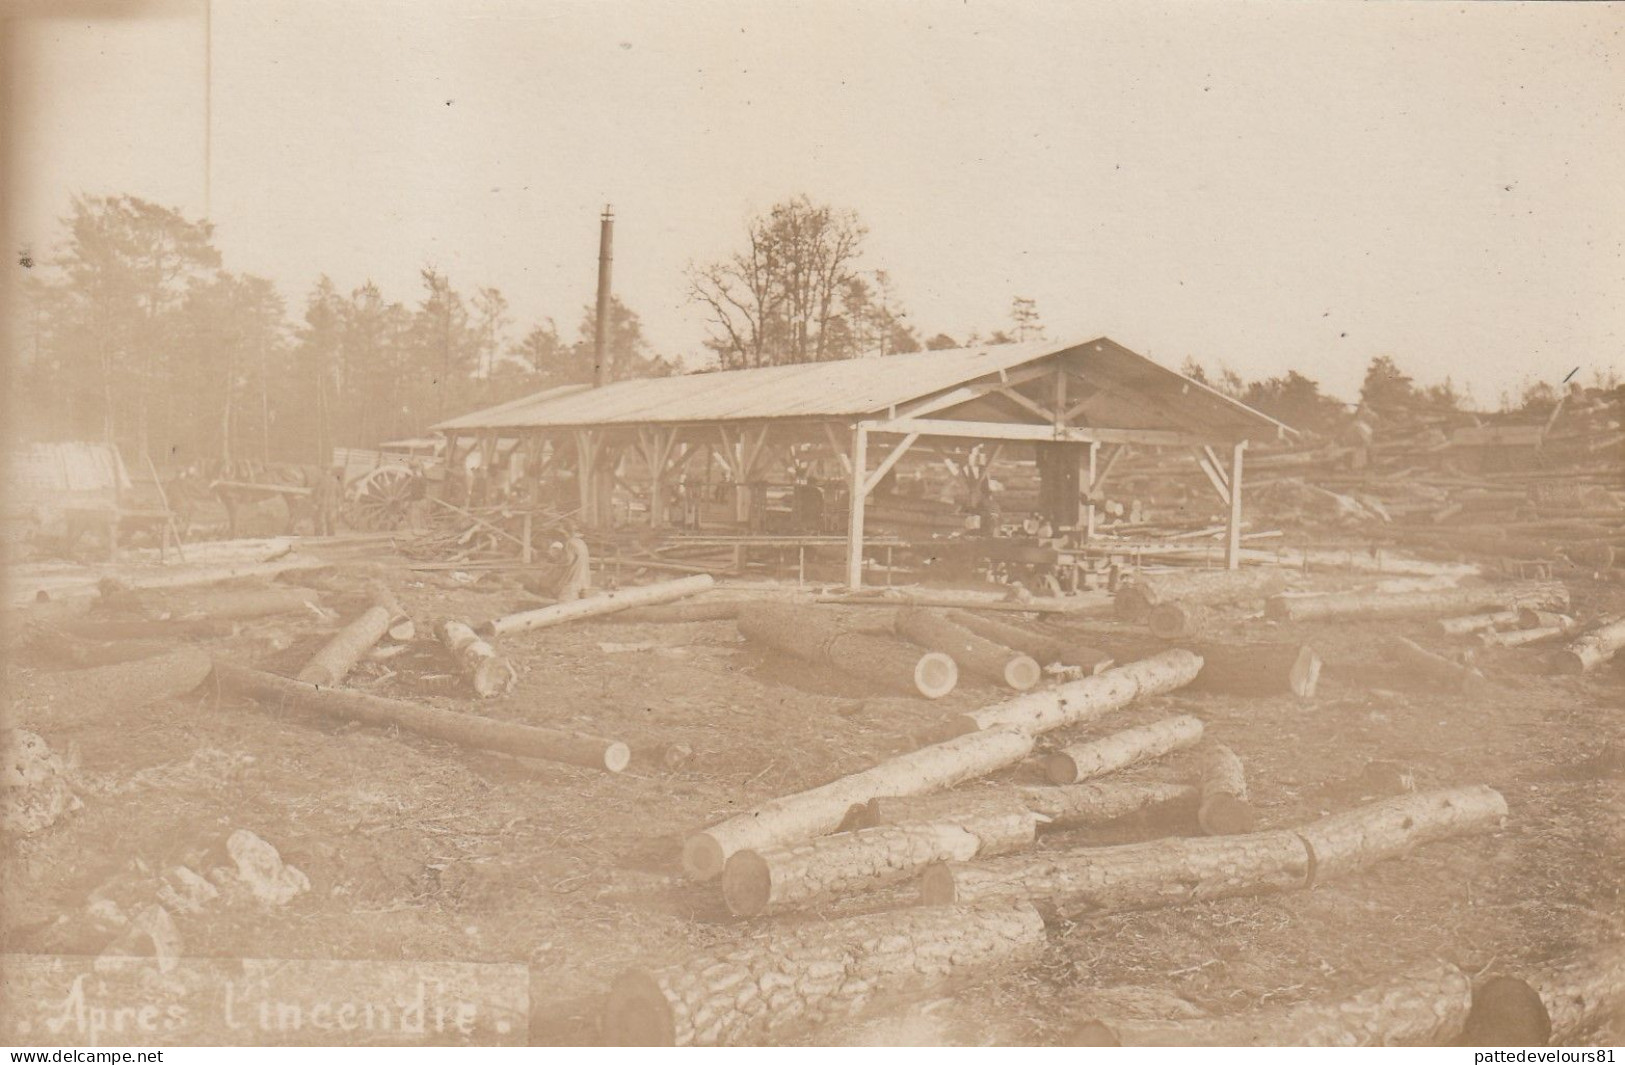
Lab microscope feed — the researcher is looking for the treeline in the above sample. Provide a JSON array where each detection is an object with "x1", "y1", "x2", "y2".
[
  {"x1": 18, "y1": 192, "x2": 1601, "y2": 466},
  {"x1": 15, "y1": 194, "x2": 672, "y2": 467}
]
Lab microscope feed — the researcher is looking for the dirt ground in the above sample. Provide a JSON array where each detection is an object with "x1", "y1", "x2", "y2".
[{"x1": 3, "y1": 549, "x2": 1623, "y2": 1046}]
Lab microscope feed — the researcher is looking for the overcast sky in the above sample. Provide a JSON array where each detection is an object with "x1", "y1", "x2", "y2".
[{"x1": 7, "y1": 0, "x2": 1623, "y2": 405}]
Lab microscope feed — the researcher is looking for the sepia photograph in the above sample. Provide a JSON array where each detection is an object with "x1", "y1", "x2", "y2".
[{"x1": 1, "y1": 0, "x2": 1622, "y2": 1052}]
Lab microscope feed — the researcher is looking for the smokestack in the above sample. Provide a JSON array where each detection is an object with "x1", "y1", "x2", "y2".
[{"x1": 593, "y1": 205, "x2": 614, "y2": 388}]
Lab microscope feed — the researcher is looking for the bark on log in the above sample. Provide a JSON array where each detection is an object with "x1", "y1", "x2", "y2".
[
  {"x1": 1387, "y1": 636, "x2": 1495, "y2": 696},
  {"x1": 680, "y1": 727, "x2": 1035, "y2": 880},
  {"x1": 894, "y1": 608, "x2": 1041, "y2": 691},
  {"x1": 602, "y1": 902, "x2": 1046, "y2": 1046},
  {"x1": 921, "y1": 829, "x2": 1313, "y2": 911},
  {"x1": 1146, "y1": 602, "x2": 1210, "y2": 640},
  {"x1": 1266, "y1": 582, "x2": 1568, "y2": 623},
  {"x1": 609, "y1": 600, "x2": 745, "y2": 624},
  {"x1": 1043, "y1": 715, "x2": 1205, "y2": 785},
  {"x1": 1438, "y1": 610, "x2": 1519, "y2": 635},
  {"x1": 296, "y1": 605, "x2": 393, "y2": 687},
  {"x1": 1517, "y1": 609, "x2": 1574, "y2": 630},
  {"x1": 12, "y1": 648, "x2": 213, "y2": 731},
  {"x1": 722, "y1": 806, "x2": 1039, "y2": 916},
  {"x1": 943, "y1": 611, "x2": 1112, "y2": 672},
  {"x1": 1187, "y1": 643, "x2": 1322, "y2": 699},
  {"x1": 1552, "y1": 616, "x2": 1625, "y2": 674},
  {"x1": 1115, "y1": 569, "x2": 1291, "y2": 621},
  {"x1": 738, "y1": 602, "x2": 959, "y2": 699},
  {"x1": 1196, "y1": 742, "x2": 1258, "y2": 836},
  {"x1": 1016, "y1": 781, "x2": 1198, "y2": 828},
  {"x1": 480, "y1": 574, "x2": 715, "y2": 636},
  {"x1": 1080, "y1": 963, "x2": 1473, "y2": 1046},
  {"x1": 945, "y1": 649, "x2": 1204, "y2": 737},
  {"x1": 435, "y1": 619, "x2": 517, "y2": 697},
  {"x1": 210, "y1": 662, "x2": 629, "y2": 772},
  {"x1": 1294, "y1": 785, "x2": 1508, "y2": 884}
]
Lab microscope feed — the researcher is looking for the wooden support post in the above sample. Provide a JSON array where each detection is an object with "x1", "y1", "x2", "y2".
[
  {"x1": 521, "y1": 511, "x2": 534, "y2": 564},
  {"x1": 1226, "y1": 441, "x2": 1246, "y2": 571},
  {"x1": 1086, "y1": 442, "x2": 1099, "y2": 538},
  {"x1": 846, "y1": 423, "x2": 869, "y2": 589}
]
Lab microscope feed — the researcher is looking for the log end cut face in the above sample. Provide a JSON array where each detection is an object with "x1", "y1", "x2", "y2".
[
  {"x1": 1003, "y1": 655, "x2": 1043, "y2": 692},
  {"x1": 720, "y1": 850, "x2": 773, "y2": 917},
  {"x1": 1464, "y1": 976, "x2": 1553, "y2": 1047},
  {"x1": 604, "y1": 969, "x2": 678, "y2": 1046},
  {"x1": 914, "y1": 652, "x2": 960, "y2": 699},
  {"x1": 603, "y1": 741, "x2": 633, "y2": 773},
  {"x1": 681, "y1": 833, "x2": 728, "y2": 881}
]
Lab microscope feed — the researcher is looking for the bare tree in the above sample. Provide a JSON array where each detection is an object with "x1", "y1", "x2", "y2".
[{"x1": 689, "y1": 196, "x2": 870, "y2": 368}]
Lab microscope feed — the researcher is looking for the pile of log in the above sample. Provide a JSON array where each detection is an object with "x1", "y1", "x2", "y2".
[
  {"x1": 1552, "y1": 616, "x2": 1625, "y2": 674},
  {"x1": 1116, "y1": 567, "x2": 1291, "y2": 630},
  {"x1": 893, "y1": 607, "x2": 1041, "y2": 691},
  {"x1": 737, "y1": 602, "x2": 959, "y2": 699},
  {"x1": 602, "y1": 902, "x2": 1046, "y2": 1045},
  {"x1": 681, "y1": 649, "x2": 1205, "y2": 880},
  {"x1": 945, "y1": 610, "x2": 1113, "y2": 673},
  {"x1": 920, "y1": 785, "x2": 1507, "y2": 912}
]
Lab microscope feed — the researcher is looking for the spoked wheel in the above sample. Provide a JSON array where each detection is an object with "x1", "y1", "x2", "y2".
[{"x1": 344, "y1": 466, "x2": 417, "y2": 530}]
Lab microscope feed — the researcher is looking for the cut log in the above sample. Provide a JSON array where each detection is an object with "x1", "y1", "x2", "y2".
[
  {"x1": 923, "y1": 786, "x2": 1506, "y2": 909},
  {"x1": 608, "y1": 599, "x2": 745, "y2": 624},
  {"x1": 944, "y1": 610, "x2": 1113, "y2": 672},
  {"x1": 846, "y1": 790, "x2": 1039, "y2": 832},
  {"x1": 944, "y1": 649, "x2": 1204, "y2": 737},
  {"x1": 296, "y1": 605, "x2": 393, "y2": 687},
  {"x1": 1551, "y1": 616, "x2": 1625, "y2": 674},
  {"x1": 1196, "y1": 742, "x2": 1258, "y2": 836},
  {"x1": 1187, "y1": 642, "x2": 1322, "y2": 699},
  {"x1": 922, "y1": 828, "x2": 1312, "y2": 911},
  {"x1": 210, "y1": 662, "x2": 629, "y2": 772},
  {"x1": 145, "y1": 586, "x2": 324, "y2": 622},
  {"x1": 1293, "y1": 785, "x2": 1508, "y2": 884},
  {"x1": 12, "y1": 648, "x2": 213, "y2": 731},
  {"x1": 1438, "y1": 610, "x2": 1519, "y2": 635},
  {"x1": 479, "y1": 575, "x2": 715, "y2": 637},
  {"x1": 1016, "y1": 781, "x2": 1198, "y2": 828},
  {"x1": 45, "y1": 617, "x2": 237, "y2": 642},
  {"x1": 680, "y1": 727, "x2": 1035, "y2": 880},
  {"x1": 1266, "y1": 581, "x2": 1567, "y2": 623},
  {"x1": 722, "y1": 805, "x2": 1038, "y2": 916},
  {"x1": 1080, "y1": 963, "x2": 1473, "y2": 1046},
  {"x1": 738, "y1": 602, "x2": 959, "y2": 699},
  {"x1": 1464, "y1": 942, "x2": 1625, "y2": 1045},
  {"x1": 1480, "y1": 625, "x2": 1568, "y2": 648},
  {"x1": 24, "y1": 630, "x2": 173, "y2": 670},
  {"x1": 1115, "y1": 568, "x2": 1291, "y2": 622},
  {"x1": 1146, "y1": 602, "x2": 1210, "y2": 640},
  {"x1": 1387, "y1": 635, "x2": 1495, "y2": 696},
  {"x1": 603, "y1": 902, "x2": 1046, "y2": 1046},
  {"x1": 369, "y1": 584, "x2": 416, "y2": 641},
  {"x1": 894, "y1": 608, "x2": 1041, "y2": 691},
  {"x1": 435, "y1": 619, "x2": 517, "y2": 697},
  {"x1": 1043, "y1": 715, "x2": 1205, "y2": 785}
]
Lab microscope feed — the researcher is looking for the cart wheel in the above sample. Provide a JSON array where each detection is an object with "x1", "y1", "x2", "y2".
[{"x1": 344, "y1": 466, "x2": 416, "y2": 531}]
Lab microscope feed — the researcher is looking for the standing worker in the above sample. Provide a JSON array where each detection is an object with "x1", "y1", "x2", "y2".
[
  {"x1": 310, "y1": 466, "x2": 342, "y2": 536},
  {"x1": 556, "y1": 523, "x2": 592, "y2": 601}
]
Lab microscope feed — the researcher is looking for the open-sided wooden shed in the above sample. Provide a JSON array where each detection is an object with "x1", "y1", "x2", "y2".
[{"x1": 433, "y1": 337, "x2": 1294, "y2": 586}]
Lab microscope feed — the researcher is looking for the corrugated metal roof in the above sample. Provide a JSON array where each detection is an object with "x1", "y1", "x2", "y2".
[{"x1": 434, "y1": 336, "x2": 1294, "y2": 440}]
